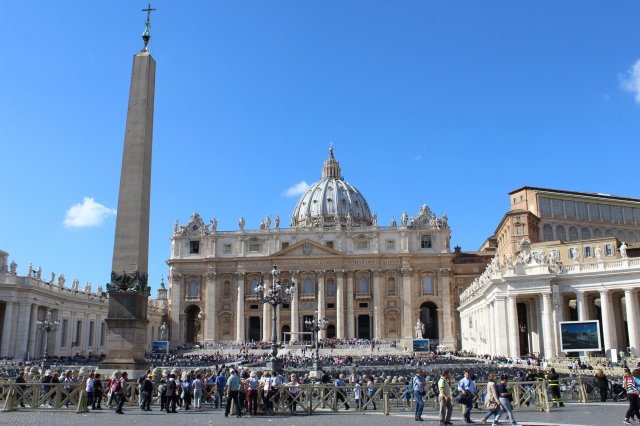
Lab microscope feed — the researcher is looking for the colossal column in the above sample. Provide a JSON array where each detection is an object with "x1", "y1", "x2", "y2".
[
  {"x1": 401, "y1": 268, "x2": 413, "y2": 343},
  {"x1": 317, "y1": 271, "x2": 326, "y2": 340},
  {"x1": 439, "y1": 268, "x2": 455, "y2": 349},
  {"x1": 236, "y1": 273, "x2": 245, "y2": 342},
  {"x1": 372, "y1": 271, "x2": 383, "y2": 340},
  {"x1": 0, "y1": 302, "x2": 14, "y2": 357},
  {"x1": 102, "y1": 7, "x2": 156, "y2": 374},
  {"x1": 205, "y1": 273, "x2": 217, "y2": 342},
  {"x1": 290, "y1": 273, "x2": 299, "y2": 342},
  {"x1": 336, "y1": 271, "x2": 345, "y2": 338},
  {"x1": 625, "y1": 289, "x2": 640, "y2": 357},
  {"x1": 346, "y1": 272, "x2": 355, "y2": 338}
]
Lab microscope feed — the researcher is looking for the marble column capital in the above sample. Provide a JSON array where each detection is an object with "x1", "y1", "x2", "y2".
[
  {"x1": 206, "y1": 272, "x2": 217, "y2": 280},
  {"x1": 315, "y1": 270, "x2": 326, "y2": 277},
  {"x1": 400, "y1": 268, "x2": 413, "y2": 277}
]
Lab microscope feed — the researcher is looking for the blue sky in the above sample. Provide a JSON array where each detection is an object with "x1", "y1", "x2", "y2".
[{"x1": 2, "y1": 1, "x2": 640, "y2": 295}]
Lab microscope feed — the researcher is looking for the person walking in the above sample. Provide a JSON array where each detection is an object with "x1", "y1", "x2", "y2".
[
  {"x1": 225, "y1": 368, "x2": 242, "y2": 418},
  {"x1": 93, "y1": 373, "x2": 103, "y2": 410},
  {"x1": 595, "y1": 369, "x2": 609, "y2": 402},
  {"x1": 193, "y1": 373, "x2": 203, "y2": 410},
  {"x1": 365, "y1": 375, "x2": 377, "y2": 410},
  {"x1": 214, "y1": 369, "x2": 226, "y2": 409},
  {"x1": 85, "y1": 372, "x2": 95, "y2": 410},
  {"x1": 63, "y1": 371, "x2": 73, "y2": 408},
  {"x1": 140, "y1": 374, "x2": 153, "y2": 411},
  {"x1": 166, "y1": 373, "x2": 177, "y2": 414},
  {"x1": 623, "y1": 368, "x2": 640, "y2": 424},
  {"x1": 438, "y1": 370, "x2": 454, "y2": 426},
  {"x1": 246, "y1": 371, "x2": 259, "y2": 416},
  {"x1": 483, "y1": 373, "x2": 500, "y2": 424},
  {"x1": 334, "y1": 373, "x2": 350, "y2": 410},
  {"x1": 413, "y1": 368, "x2": 427, "y2": 421},
  {"x1": 458, "y1": 369, "x2": 477, "y2": 423},
  {"x1": 158, "y1": 376, "x2": 167, "y2": 412},
  {"x1": 545, "y1": 367, "x2": 564, "y2": 407},
  {"x1": 493, "y1": 375, "x2": 519, "y2": 426}
]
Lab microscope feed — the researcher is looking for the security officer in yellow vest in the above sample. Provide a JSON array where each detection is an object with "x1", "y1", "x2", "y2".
[{"x1": 545, "y1": 367, "x2": 564, "y2": 407}]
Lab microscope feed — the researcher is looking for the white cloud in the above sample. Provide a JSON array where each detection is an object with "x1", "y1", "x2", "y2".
[
  {"x1": 64, "y1": 197, "x2": 116, "y2": 228},
  {"x1": 621, "y1": 59, "x2": 640, "y2": 103},
  {"x1": 283, "y1": 181, "x2": 310, "y2": 197}
]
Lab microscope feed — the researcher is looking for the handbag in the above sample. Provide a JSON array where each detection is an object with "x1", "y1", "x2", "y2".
[{"x1": 488, "y1": 401, "x2": 499, "y2": 412}]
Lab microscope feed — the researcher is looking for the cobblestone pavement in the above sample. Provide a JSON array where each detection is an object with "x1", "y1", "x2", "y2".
[{"x1": 0, "y1": 402, "x2": 626, "y2": 426}]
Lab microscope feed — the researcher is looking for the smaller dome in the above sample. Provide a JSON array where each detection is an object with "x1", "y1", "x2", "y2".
[{"x1": 291, "y1": 148, "x2": 372, "y2": 228}]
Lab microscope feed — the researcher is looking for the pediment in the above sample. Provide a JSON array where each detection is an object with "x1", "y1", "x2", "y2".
[{"x1": 274, "y1": 239, "x2": 341, "y2": 257}]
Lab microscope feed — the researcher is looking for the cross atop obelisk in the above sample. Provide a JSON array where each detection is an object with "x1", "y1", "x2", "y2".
[{"x1": 141, "y1": 3, "x2": 156, "y2": 52}]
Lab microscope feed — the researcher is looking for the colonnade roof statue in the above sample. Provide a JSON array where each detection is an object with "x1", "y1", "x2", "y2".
[{"x1": 290, "y1": 147, "x2": 373, "y2": 228}]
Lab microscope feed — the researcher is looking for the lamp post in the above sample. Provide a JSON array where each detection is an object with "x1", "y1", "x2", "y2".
[
  {"x1": 305, "y1": 310, "x2": 328, "y2": 379},
  {"x1": 36, "y1": 311, "x2": 60, "y2": 363},
  {"x1": 256, "y1": 265, "x2": 295, "y2": 372}
]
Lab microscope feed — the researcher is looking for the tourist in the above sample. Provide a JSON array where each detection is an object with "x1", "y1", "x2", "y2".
[
  {"x1": 403, "y1": 379, "x2": 412, "y2": 408},
  {"x1": 594, "y1": 369, "x2": 609, "y2": 402},
  {"x1": 214, "y1": 368, "x2": 226, "y2": 408},
  {"x1": 366, "y1": 375, "x2": 377, "y2": 410},
  {"x1": 158, "y1": 375, "x2": 167, "y2": 411},
  {"x1": 438, "y1": 370, "x2": 453, "y2": 425},
  {"x1": 261, "y1": 370, "x2": 273, "y2": 416},
  {"x1": 182, "y1": 372, "x2": 192, "y2": 410},
  {"x1": 93, "y1": 373, "x2": 103, "y2": 410},
  {"x1": 413, "y1": 368, "x2": 426, "y2": 421},
  {"x1": 624, "y1": 368, "x2": 640, "y2": 424},
  {"x1": 458, "y1": 369, "x2": 477, "y2": 423},
  {"x1": 483, "y1": 372, "x2": 499, "y2": 424},
  {"x1": 493, "y1": 375, "x2": 519, "y2": 426},
  {"x1": 140, "y1": 373, "x2": 152, "y2": 411},
  {"x1": 85, "y1": 372, "x2": 95, "y2": 409},
  {"x1": 334, "y1": 373, "x2": 350, "y2": 410},
  {"x1": 16, "y1": 371, "x2": 26, "y2": 408},
  {"x1": 246, "y1": 370, "x2": 259, "y2": 416},
  {"x1": 193, "y1": 373, "x2": 203, "y2": 409},
  {"x1": 286, "y1": 373, "x2": 300, "y2": 414},
  {"x1": 353, "y1": 377, "x2": 362, "y2": 410},
  {"x1": 545, "y1": 367, "x2": 564, "y2": 407},
  {"x1": 224, "y1": 368, "x2": 242, "y2": 418},
  {"x1": 166, "y1": 373, "x2": 177, "y2": 413}
]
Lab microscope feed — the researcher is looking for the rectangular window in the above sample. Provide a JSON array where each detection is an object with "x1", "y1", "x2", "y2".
[
  {"x1": 539, "y1": 197, "x2": 552, "y2": 217},
  {"x1": 249, "y1": 304, "x2": 259, "y2": 310},
  {"x1": 422, "y1": 276, "x2": 434, "y2": 295},
  {"x1": 568, "y1": 247, "x2": 578, "y2": 259},
  {"x1": 325, "y1": 241, "x2": 334, "y2": 249},
  {"x1": 612, "y1": 206, "x2": 623, "y2": 223},
  {"x1": 577, "y1": 202, "x2": 589, "y2": 220},
  {"x1": 88, "y1": 321, "x2": 94, "y2": 346},
  {"x1": 605, "y1": 244, "x2": 615, "y2": 256},
  {"x1": 358, "y1": 302, "x2": 369, "y2": 308},
  {"x1": 355, "y1": 240, "x2": 368, "y2": 250},
  {"x1": 386, "y1": 240, "x2": 395, "y2": 250},
  {"x1": 100, "y1": 323, "x2": 106, "y2": 346},
  {"x1": 248, "y1": 243, "x2": 261, "y2": 253},
  {"x1": 515, "y1": 224, "x2": 524, "y2": 236},
  {"x1": 61, "y1": 319, "x2": 68, "y2": 347},
  {"x1": 223, "y1": 244, "x2": 232, "y2": 254},
  {"x1": 600, "y1": 204, "x2": 611, "y2": 221},
  {"x1": 564, "y1": 201, "x2": 576, "y2": 218},
  {"x1": 552, "y1": 199, "x2": 564, "y2": 217},
  {"x1": 589, "y1": 203, "x2": 601, "y2": 221},
  {"x1": 532, "y1": 251, "x2": 540, "y2": 262},
  {"x1": 189, "y1": 240, "x2": 200, "y2": 254},
  {"x1": 584, "y1": 246, "x2": 593, "y2": 258},
  {"x1": 327, "y1": 303, "x2": 335, "y2": 309},
  {"x1": 421, "y1": 235, "x2": 432, "y2": 249},
  {"x1": 281, "y1": 242, "x2": 289, "y2": 250},
  {"x1": 623, "y1": 207, "x2": 635, "y2": 225},
  {"x1": 75, "y1": 321, "x2": 82, "y2": 347}
]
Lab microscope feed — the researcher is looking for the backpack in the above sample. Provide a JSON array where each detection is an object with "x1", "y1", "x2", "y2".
[{"x1": 112, "y1": 381, "x2": 121, "y2": 394}]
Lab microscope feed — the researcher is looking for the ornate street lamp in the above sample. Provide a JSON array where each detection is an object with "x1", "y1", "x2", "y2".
[
  {"x1": 256, "y1": 265, "x2": 295, "y2": 372},
  {"x1": 305, "y1": 310, "x2": 328, "y2": 379},
  {"x1": 36, "y1": 311, "x2": 60, "y2": 362}
]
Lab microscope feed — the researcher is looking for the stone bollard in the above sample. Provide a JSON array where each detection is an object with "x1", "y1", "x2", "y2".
[
  {"x1": 76, "y1": 389, "x2": 89, "y2": 413},
  {"x1": 3, "y1": 386, "x2": 18, "y2": 412}
]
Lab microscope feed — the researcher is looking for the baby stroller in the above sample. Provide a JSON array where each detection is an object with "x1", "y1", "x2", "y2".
[{"x1": 611, "y1": 382, "x2": 626, "y2": 402}]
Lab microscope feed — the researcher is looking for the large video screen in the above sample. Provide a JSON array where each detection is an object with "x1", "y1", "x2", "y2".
[
  {"x1": 151, "y1": 340, "x2": 169, "y2": 354},
  {"x1": 559, "y1": 320, "x2": 602, "y2": 352},
  {"x1": 412, "y1": 339, "x2": 430, "y2": 353}
]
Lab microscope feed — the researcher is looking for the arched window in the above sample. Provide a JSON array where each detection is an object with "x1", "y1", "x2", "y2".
[
  {"x1": 357, "y1": 276, "x2": 370, "y2": 295},
  {"x1": 543, "y1": 224, "x2": 554, "y2": 241},
  {"x1": 593, "y1": 228, "x2": 602, "y2": 238},
  {"x1": 422, "y1": 276, "x2": 434, "y2": 295},
  {"x1": 387, "y1": 277, "x2": 397, "y2": 296},
  {"x1": 617, "y1": 230, "x2": 626, "y2": 241},
  {"x1": 604, "y1": 229, "x2": 613, "y2": 237},
  {"x1": 223, "y1": 281, "x2": 231, "y2": 299},
  {"x1": 303, "y1": 277, "x2": 314, "y2": 295},
  {"x1": 556, "y1": 225, "x2": 566, "y2": 241},
  {"x1": 581, "y1": 227, "x2": 591, "y2": 240},
  {"x1": 568, "y1": 226, "x2": 579, "y2": 241},
  {"x1": 326, "y1": 279, "x2": 336, "y2": 297}
]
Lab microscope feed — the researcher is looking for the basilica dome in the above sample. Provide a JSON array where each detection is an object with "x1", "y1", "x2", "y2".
[{"x1": 291, "y1": 148, "x2": 373, "y2": 228}]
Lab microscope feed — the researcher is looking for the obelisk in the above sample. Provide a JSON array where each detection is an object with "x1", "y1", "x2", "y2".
[{"x1": 101, "y1": 4, "x2": 157, "y2": 375}]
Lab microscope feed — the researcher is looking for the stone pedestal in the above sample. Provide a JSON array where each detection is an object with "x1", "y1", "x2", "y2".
[
  {"x1": 267, "y1": 358, "x2": 283, "y2": 374},
  {"x1": 100, "y1": 293, "x2": 149, "y2": 374}
]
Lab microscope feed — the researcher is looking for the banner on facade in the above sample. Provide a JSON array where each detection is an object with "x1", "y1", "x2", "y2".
[
  {"x1": 151, "y1": 340, "x2": 170, "y2": 354},
  {"x1": 559, "y1": 320, "x2": 602, "y2": 352},
  {"x1": 413, "y1": 339, "x2": 430, "y2": 352}
]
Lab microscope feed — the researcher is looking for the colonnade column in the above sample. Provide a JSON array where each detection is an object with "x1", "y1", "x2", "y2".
[
  {"x1": 27, "y1": 304, "x2": 37, "y2": 359},
  {"x1": 15, "y1": 303, "x2": 32, "y2": 360},
  {"x1": 317, "y1": 271, "x2": 326, "y2": 340},
  {"x1": 236, "y1": 273, "x2": 245, "y2": 343},
  {"x1": 262, "y1": 303, "x2": 271, "y2": 342},
  {"x1": 494, "y1": 297, "x2": 509, "y2": 355},
  {"x1": 0, "y1": 302, "x2": 14, "y2": 357},
  {"x1": 576, "y1": 291, "x2": 587, "y2": 320},
  {"x1": 439, "y1": 268, "x2": 454, "y2": 349},
  {"x1": 600, "y1": 290, "x2": 618, "y2": 356},
  {"x1": 290, "y1": 273, "x2": 299, "y2": 342},
  {"x1": 205, "y1": 273, "x2": 217, "y2": 342},
  {"x1": 625, "y1": 289, "x2": 640, "y2": 357},
  {"x1": 507, "y1": 296, "x2": 520, "y2": 358},
  {"x1": 372, "y1": 270, "x2": 383, "y2": 340},
  {"x1": 401, "y1": 268, "x2": 413, "y2": 342},
  {"x1": 541, "y1": 292, "x2": 556, "y2": 359},
  {"x1": 336, "y1": 271, "x2": 345, "y2": 339},
  {"x1": 346, "y1": 272, "x2": 354, "y2": 339}
]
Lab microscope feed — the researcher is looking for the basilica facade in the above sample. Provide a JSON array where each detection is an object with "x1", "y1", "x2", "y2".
[{"x1": 167, "y1": 149, "x2": 488, "y2": 349}]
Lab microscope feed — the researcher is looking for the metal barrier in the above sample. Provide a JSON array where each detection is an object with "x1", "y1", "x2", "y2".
[{"x1": 0, "y1": 380, "x2": 561, "y2": 415}]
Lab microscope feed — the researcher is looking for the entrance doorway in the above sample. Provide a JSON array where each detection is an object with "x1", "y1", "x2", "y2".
[
  {"x1": 419, "y1": 302, "x2": 438, "y2": 340},
  {"x1": 248, "y1": 316, "x2": 261, "y2": 342},
  {"x1": 357, "y1": 315, "x2": 371, "y2": 339},
  {"x1": 185, "y1": 305, "x2": 201, "y2": 343}
]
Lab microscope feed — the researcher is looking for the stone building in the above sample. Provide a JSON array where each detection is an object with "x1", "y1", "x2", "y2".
[
  {"x1": 0, "y1": 250, "x2": 167, "y2": 360},
  {"x1": 167, "y1": 148, "x2": 489, "y2": 349}
]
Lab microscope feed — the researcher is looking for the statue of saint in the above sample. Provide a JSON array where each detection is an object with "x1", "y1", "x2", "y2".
[
  {"x1": 620, "y1": 242, "x2": 628, "y2": 258},
  {"x1": 28, "y1": 262, "x2": 33, "y2": 277},
  {"x1": 390, "y1": 216, "x2": 397, "y2": 228},
  {"x1": 595, "y1": 246, "x2": 602, "y2": 261},
  {"x1": 9, "y1": 261, "x2": 17, "y2": 274},
  {"x1": 265, "y1": 215, "x2": 271, "y2": 229},
  {"x1": 371, "y1": 213, "x2": 377, "y2": 226},
  {"x1": 415, "y1": 319, "x2": 425, "y2": 339},
  {"x1": 36, "y1": 267, "x2": 42, "y2": 280},
  {"x1": 173, "y1": 220, "x2": 180, "y2": 233},
  {"x1": 160, "y1": 321, "x2": 168, "y2": 341},
  {"x1": 210, "y1": 217, "x2": 217, "y2": 232},
  {"x1": 401, "y1": 211, "x2": 409, "y2": 227},
  {"x1": 274, "y1": 215, "x2": 280, "y2": 229},
  {"x1": 239, "y1": 216, "x2": 245, "y2": 230},
  {"x1": 49, "y1": 272, "x2": 55, "y2": 284}
]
